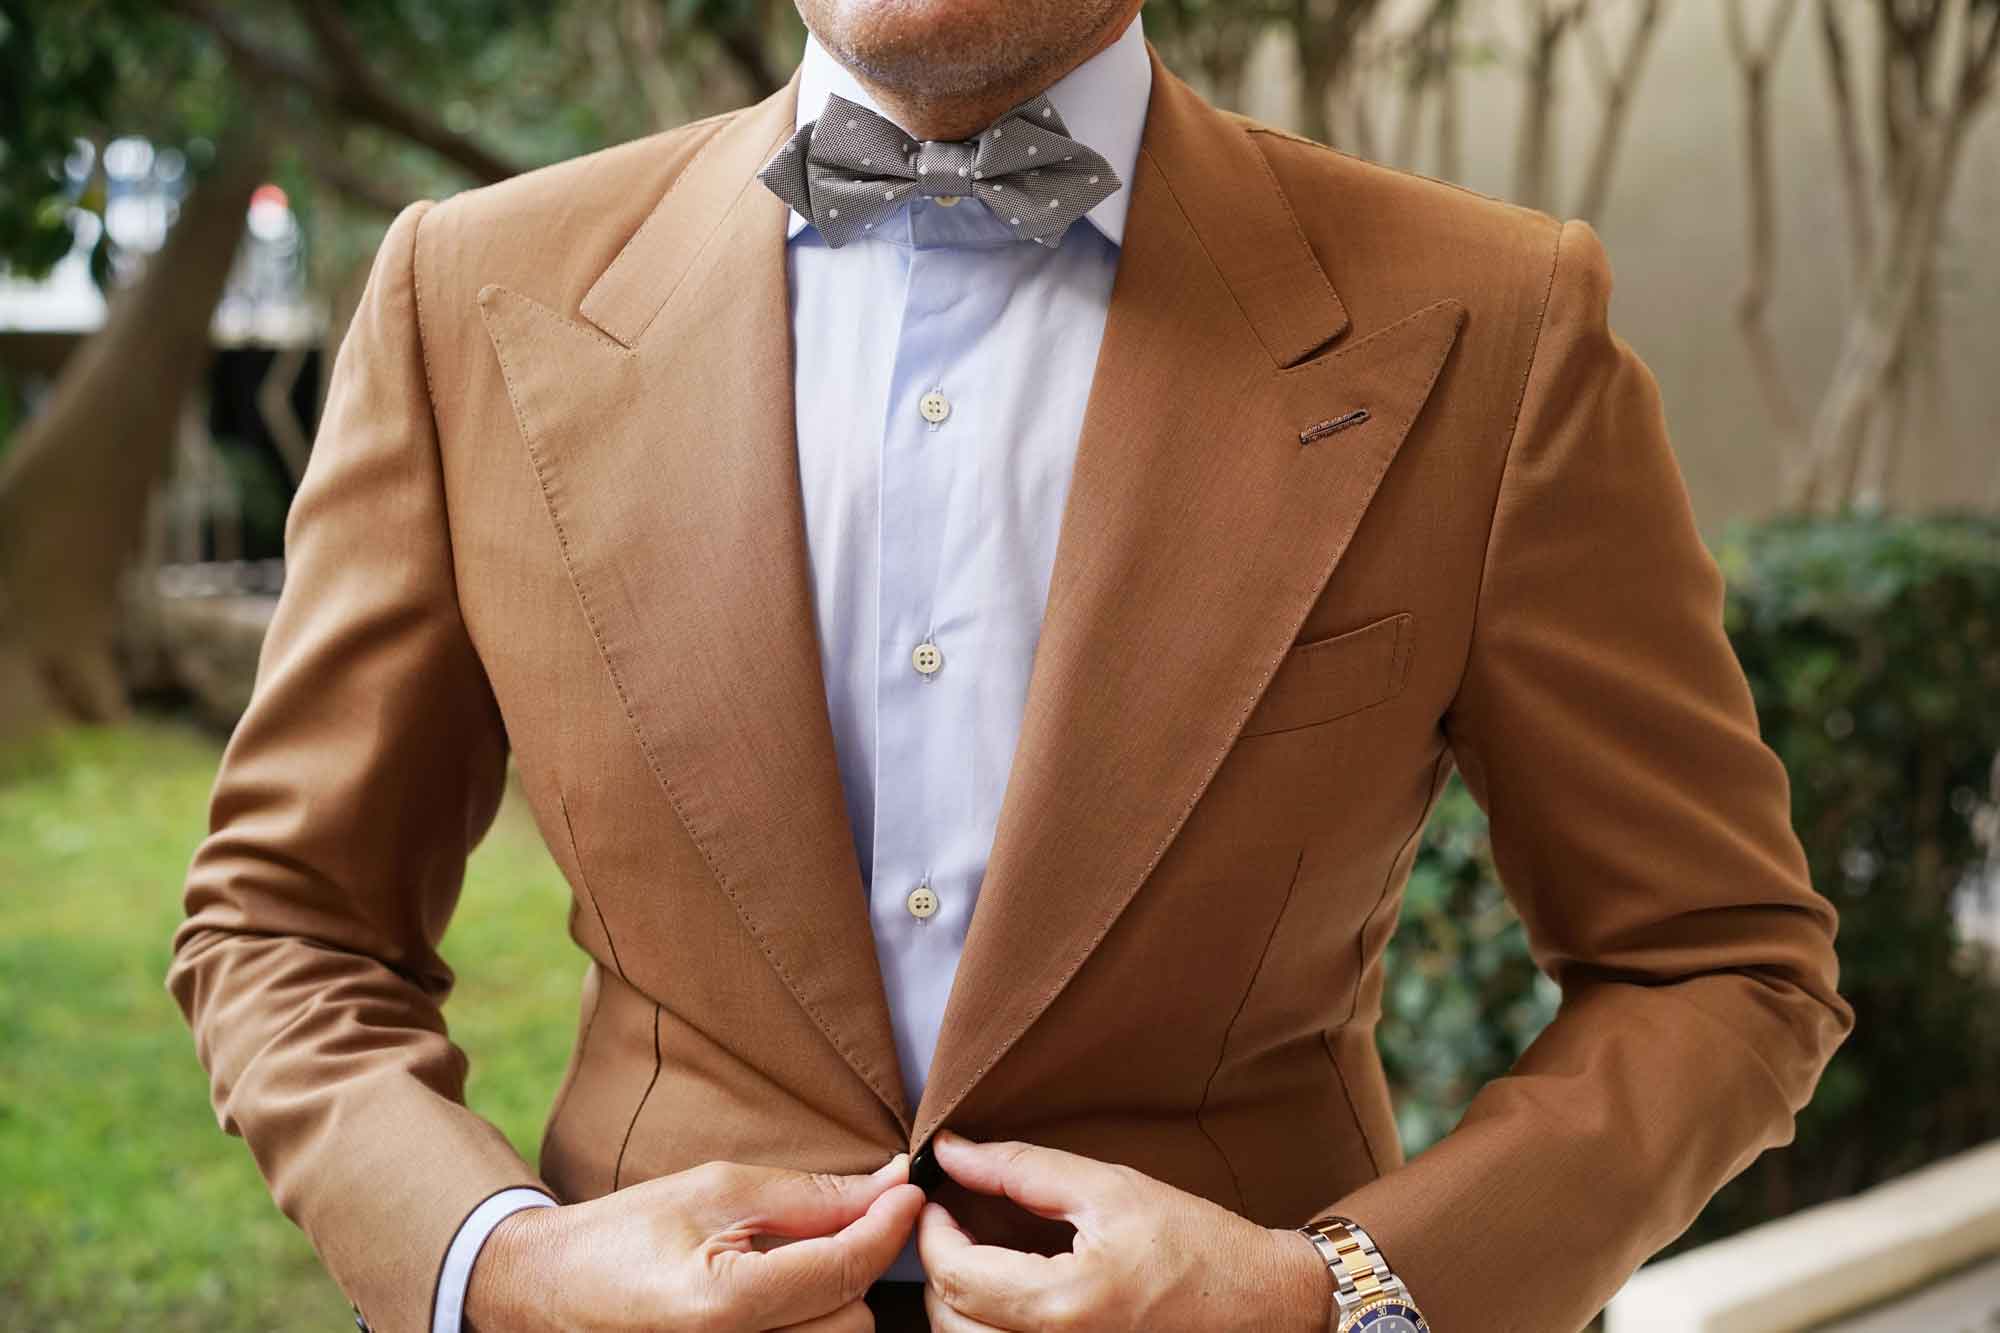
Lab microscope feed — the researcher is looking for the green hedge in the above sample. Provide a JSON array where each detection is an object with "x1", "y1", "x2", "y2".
[{"x1": 1383, "y1": 511, "x2": 2000, "y2": 1246}]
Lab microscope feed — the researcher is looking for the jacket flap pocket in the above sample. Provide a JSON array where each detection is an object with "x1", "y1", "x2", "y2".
[{"x1": 1239, "y1": 611, "x2": 1414, "y2": 738}]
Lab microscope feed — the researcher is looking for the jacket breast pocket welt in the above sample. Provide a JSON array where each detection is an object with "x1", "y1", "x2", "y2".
[{"x1": 1238, "y1": 611, "x2": 1414, "y2": 739}]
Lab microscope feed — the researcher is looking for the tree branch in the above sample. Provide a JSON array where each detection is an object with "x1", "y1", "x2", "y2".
[
  {"x1": 1513, "y1": 0, "x2": 1592, "y2": 209},
  {"x1": 164, "y1": 0, "x2": 525, "y2": 185},
  {"x1": 714, "y1": 22, "x2": 784, "y2": 99},
  {"x1": 1571, "y1": 0, "x2": 1666, "y2": 220},
  {"x1": 618, "y1": 0, "x2": 689, "y2": 131},
  {"x1": 165, "y1": 0, "x2": 337, "y2": 100},
  {"x1": 292, "y1": 0, "x2": 524, "y2": 183},
  {"x1": 1816, "y1": 0, "x2": 1875, "y2": 284},
  {"x1": 1724, "y1": 0, "x2": 1806, "y2": 484},
  {"x1": 1960, "y1": 0, "x2": 2000, "y2": 102}
]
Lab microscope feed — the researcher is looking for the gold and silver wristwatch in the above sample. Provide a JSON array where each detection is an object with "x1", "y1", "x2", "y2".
[{"x1": 1297, "y1": 1217, "x2": 1430, "y2": 1332}]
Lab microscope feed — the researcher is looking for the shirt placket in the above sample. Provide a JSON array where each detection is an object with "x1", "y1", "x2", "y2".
[{"x1": 869, "y1": 214, "x2": 988, "y2": 1107}]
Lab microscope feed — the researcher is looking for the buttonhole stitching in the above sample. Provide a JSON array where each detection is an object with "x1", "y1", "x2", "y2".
[{"x1": 1299, "y1": 408, "x2": 1370, "y2": 445}]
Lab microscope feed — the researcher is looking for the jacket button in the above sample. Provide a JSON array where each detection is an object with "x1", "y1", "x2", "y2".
[{"x1": 910, "y1": 1136, "x2": 943, "y2": 1193}]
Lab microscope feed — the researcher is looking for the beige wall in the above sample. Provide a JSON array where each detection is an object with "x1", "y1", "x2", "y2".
[{"x1": 1224, "y1": 2, "x2": 2000, "y2": 532}]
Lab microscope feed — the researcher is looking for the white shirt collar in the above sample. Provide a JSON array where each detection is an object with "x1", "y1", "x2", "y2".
[{"x1": 786, "y1": 11, "x2": 1151, "y2": 246}]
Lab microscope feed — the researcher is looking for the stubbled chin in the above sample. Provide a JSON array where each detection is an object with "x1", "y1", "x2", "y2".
[{"x1": 801, "y1": 0, "x2": 1098, "y2": 103}]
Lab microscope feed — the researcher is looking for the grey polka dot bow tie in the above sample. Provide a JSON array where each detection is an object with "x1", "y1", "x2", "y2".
[{"x1": 757, "y1": 90, "x2": 1122, "y2": 249}]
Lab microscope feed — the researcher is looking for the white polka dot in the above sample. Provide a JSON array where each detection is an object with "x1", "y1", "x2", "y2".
[
  {"x1": 1010, "y1": 217, "x2": 1020, "y2": 225},
  {"x1": 1064, "y1": 154, "x2": 1073, "y2": 161},
  {"x1": 1048, "y1": 199, "x2": 1058, "y2": 207},
  {"x1": 885, "y1": 189, "x2": 895, "y2": 199},
  {"x1": 864, "y1": 222, "x2": 874, "y2": 230},
  {"x1": 1089, "y1": 175, "x2": 1100, "y2": 184},
  {"x1": 847, "y1": 118, "x2": 857, "y2": 128},
  {"x1": 994, "y1": 128, "x2": 1004, "y2": 138},
  {"x1": 972, "y1": 170, "x2": 983, "y2": 179},
  {"x1": 991, "y1": 184, "x2": 1002, "y2": 192},
  {"x1": 1042, "y1": 107, "x2": 1053, "y2": 118},
  {"x1": 828, "y1": 208, "x2": 839, "y2": 217},
  {"x1": 1027, "y1": 145, "x2": 1037, "y2": 156},
  {"x1": 860, "y1": 157, "x2": 871, "y2": 166}
]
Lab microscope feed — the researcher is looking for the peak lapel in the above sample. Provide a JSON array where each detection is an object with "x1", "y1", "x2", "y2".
[
  {"x1": 912, "y1": 47, "x2": 1465, "y2": 1143},
  {"x1": 479, "y1": 72, "x2": 913, "y2": 1133}
]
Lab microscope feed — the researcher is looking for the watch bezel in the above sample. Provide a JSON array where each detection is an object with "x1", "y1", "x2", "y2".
[{"x1": 1334, "y1": 1293, "x2": 1430, "y2": 1332}]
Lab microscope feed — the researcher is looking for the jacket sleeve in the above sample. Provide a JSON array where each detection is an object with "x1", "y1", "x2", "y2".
[
  {"x1": 165, "y1": 199, "x2": 551, "y2": 1333},
  {"x1": 1306, "y1": 219, "x2": 1855, "y2": 1333}
]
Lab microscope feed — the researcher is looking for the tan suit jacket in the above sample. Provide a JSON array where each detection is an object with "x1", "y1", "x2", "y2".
[{"x1": 169, "y1": 40, "x2": 1854, "y2": 1333}]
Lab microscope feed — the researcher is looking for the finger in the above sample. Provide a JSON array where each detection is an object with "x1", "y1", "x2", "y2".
[
  {"x1": 930, "y1": 1131, "x2": 1114, "y2": 1222},
  {"x1": 917, "y1": 1199, "x2": 1066, "y2": 1329},
  {"x1": 732, "y1": 1182, "x2": 926, "y2": 1328},
  {"x1": 925, "y1": 1279, "x2": 1013, "y2": 1333},
  {"x1": 697, "y1": 1153, "x2": 910, "y2": 1238},
  {"x1": 772, "y1": 1298, "x2": 875, "y2": 1332}
]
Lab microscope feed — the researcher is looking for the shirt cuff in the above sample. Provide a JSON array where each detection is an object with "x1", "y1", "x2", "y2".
[{"x1": 431, "y1": 1187, "x2": 558, "y2": 1333}]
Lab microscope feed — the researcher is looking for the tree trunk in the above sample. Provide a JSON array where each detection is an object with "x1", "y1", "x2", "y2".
[
  {"x1": 0, "y1": 134, "x2": 270, "y2": 739},
  {"x1": 1293, "y1": 0, "x2": 1381, "y2": 149},
  {"x1": 1437, "y1": 27, "x2": 1463, "y2": 181},
  {"x1": 1791, "y1": 114, "x2": 1966, "y2": 510},
  {"x1": 1296, "y1": 6, "x2": 1339, "y2": 146},
  {"x1": 1725, "y1": 0, "x2": 1808, "y2": 496},
  {"x1": 1514, "y1": 15, "x2": 1567, "y2": 210},
  {"x1": 1571, "y1": 0, "x2": 1666, "y2": 221},
  {"x1": 1816, "y1": 0, "x2": 1875, "y2": 286}
]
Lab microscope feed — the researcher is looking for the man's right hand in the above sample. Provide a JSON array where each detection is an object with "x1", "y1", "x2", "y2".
[{"x1": 465, "y1": 1153, "x2": 922, "y2": 1332}]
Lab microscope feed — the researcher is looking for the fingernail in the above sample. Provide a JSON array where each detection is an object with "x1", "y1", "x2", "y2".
[{"x1": 873, "y1": 1151, "x2": 909, "y2": 1177}]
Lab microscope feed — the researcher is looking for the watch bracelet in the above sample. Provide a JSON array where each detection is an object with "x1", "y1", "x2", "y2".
[{"x1": 1297, "y1": 1216, "x2": 1415, "y2": 1321}]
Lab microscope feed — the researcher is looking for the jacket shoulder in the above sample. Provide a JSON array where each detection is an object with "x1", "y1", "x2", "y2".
[{"x1": 1218, "y1": 109, "x2": 1563, "y2": 336}]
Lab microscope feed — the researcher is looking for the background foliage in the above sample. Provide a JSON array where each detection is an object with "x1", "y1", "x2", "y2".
[
  {"x1": 1708, "y1": 510, "x2": 2000, "y2": 1237},
  {"x1": 1383, "y1": 511, "x2": 2000, "y2": 1250}
]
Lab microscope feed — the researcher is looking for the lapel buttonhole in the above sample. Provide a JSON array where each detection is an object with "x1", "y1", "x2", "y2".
[{"x1": 1299, "y1": 408, "x2": 1370, "y2": 446}]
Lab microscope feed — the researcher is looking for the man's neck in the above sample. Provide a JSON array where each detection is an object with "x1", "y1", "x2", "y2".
[{"x1": 828, "y1": 2, "x2": 1143, "y2": 141}]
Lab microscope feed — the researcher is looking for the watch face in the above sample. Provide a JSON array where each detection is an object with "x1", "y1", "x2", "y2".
[{"x1": 1345, "y1": 1300, "x2": 1427, "y2": 1333}]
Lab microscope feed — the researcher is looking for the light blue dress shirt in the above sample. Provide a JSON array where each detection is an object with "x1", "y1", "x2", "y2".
[{"x1": 431, "y1": 15, "x2": 1153, "y2": 1326}]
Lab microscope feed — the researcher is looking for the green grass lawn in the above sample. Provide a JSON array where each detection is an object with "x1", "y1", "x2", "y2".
[{"x1": 0, "y1": 715, "x2": 583, "y2": 1332}]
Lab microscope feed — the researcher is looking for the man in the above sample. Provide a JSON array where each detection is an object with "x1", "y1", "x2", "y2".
[{"x1": 167, "y1": 0, "x2": 1855, "y2": 1329}]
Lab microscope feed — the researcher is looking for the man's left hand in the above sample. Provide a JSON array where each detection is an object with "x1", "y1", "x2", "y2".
[{"x1": 915, "y1": 1129, "x2": 1330, "y2": 1331}]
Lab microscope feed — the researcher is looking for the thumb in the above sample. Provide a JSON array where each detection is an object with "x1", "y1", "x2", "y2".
[
  {"x1": 930, "y1": 1131, "x2": 1108, "y2": 1221},
  {"x1": 714, "y1": 1153, "x2": 912, "y2": 1238}
]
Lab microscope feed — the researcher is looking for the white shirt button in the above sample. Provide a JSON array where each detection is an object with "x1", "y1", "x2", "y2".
[
  {"x1": 911, "y1": 641, "x2": 943, "y2": 676},
  {"x1": 919, "y1": 391, "x2": 951, "y2": 425},
  {"x1": 907, "y1": 884, "x2": 940, "y2": 918}
]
